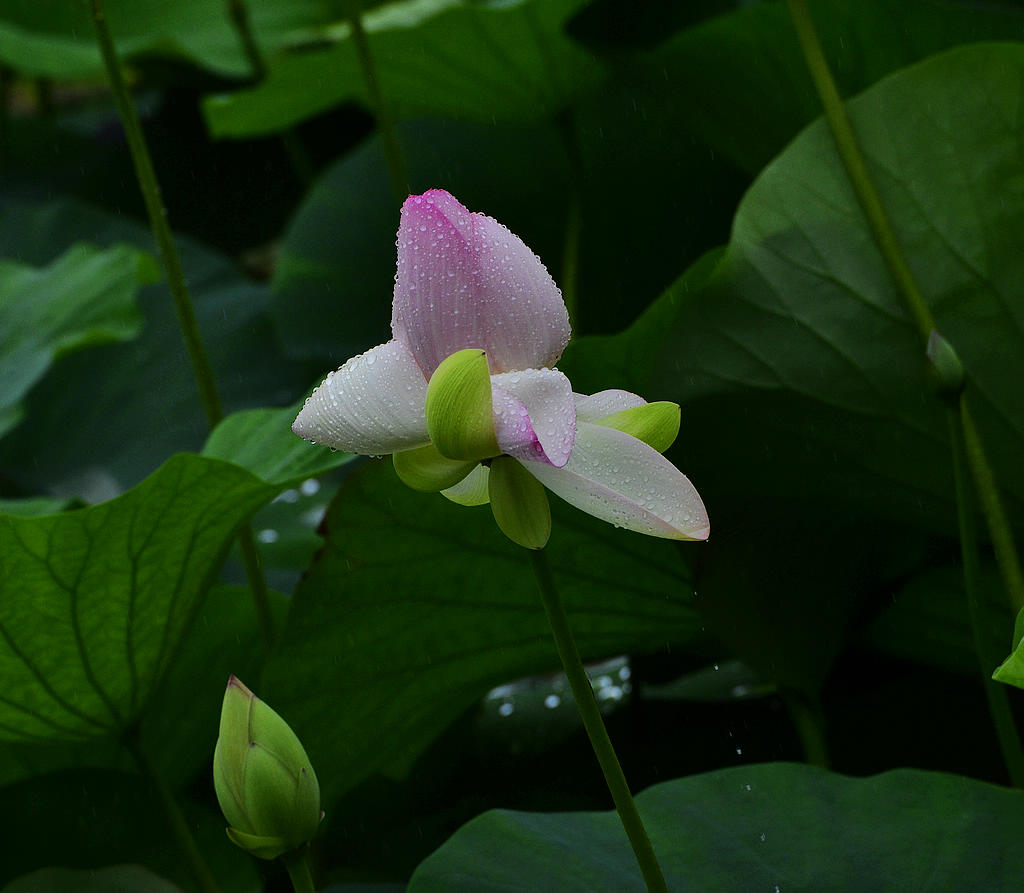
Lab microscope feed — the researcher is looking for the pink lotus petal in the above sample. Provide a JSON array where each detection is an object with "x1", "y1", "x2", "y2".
[
  {"x1": 521, "y1": 422, "x2": 709, "y2": 540},
  {"x1": 292, "y1": 339, "x2": 430, "y2": 455},
  {"x1": 392, "y1": 190, "x2": 570, "y2": 376},
  {"x1": 574, "y1": 390, "x2": 647, "y2": 422},
  {"x1": 491, "y1": 369, "x2": 575, "y2": 467}
]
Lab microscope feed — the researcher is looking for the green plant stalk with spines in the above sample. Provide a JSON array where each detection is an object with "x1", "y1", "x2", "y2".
[
  {"x1": 787, "y1": 0, "x2": 1024, "y2": 779},
  {"x1": 530, "y1": 548, "x2": 670, "y2": 893}
]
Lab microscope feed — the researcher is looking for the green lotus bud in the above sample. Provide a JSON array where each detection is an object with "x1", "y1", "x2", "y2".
[
  {"x1": 425, "y1": 348, "x2": 500, "y2": 461},
  {"x1": 213, "y1": 676, "x2": 321, "y2": 860},
  {"x1": 926, "y1": 330, "x2": 965, "y2": 403}
]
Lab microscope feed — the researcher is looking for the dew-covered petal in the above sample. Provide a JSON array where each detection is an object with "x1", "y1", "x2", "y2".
[
  {"x1": 392, "y1": 190, "x2": 571, "y2": 376},
  {"x1": 292, "y1": 340, "x2": 429, "y2": 455},
  {"x1": 574, "y1": 390, "x2": 647, "y2": 422},
  {"x1": 521, "y1": 422, "x2": 709, "y2": 540},
  {"x1": 491, "y1": 368, "x2": 575, "y2": 467}
]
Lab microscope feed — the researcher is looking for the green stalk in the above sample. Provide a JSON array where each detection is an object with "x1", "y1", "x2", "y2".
[
  {"x1": 91, "y1": 0, "x2": 275, "y2": 650},
  {"x1": 91, "y1": 0, "x2": 223, "y2": 430},
  {"x1": 125, "y1": 731, "x2": 222, "y2": 893},
  {"x1": 529, "y1": 549, "x2": 669, "y2": 893},
  {"x1": 961, "y1": 397, "x2": 1024, "y2": 613},
  {"x1": 779, "y1": 686, "x2": 829, "y2": 768},
  {"x1": 281, "y1": 847, "x2": 317, "y2": 893},
  {"x1": 786, "y1": 0, "x2": 1024, "y2": 625},
  {"x1": 947, "y1": 408, "x2": 1024, "y2": 785},
  {"x1": 341, "y1": 0, "x2": 408, "y2": 202},
  {"x1": 223, "y1": 0, "x2": 315, "y2": 186}
]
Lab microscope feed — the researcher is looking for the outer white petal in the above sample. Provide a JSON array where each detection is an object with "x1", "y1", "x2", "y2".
[
  {"x1": 292, "y1": 340, "x2": 430, "y2": 455},
  {"x1": 574, "y1": 390, "x2": 647, "y2": 422},
  {"x1": 521, "y1": 422, "x2": 709, "y2": 540},
  {"x1": 491, "y1": 368, "x2": 575, "y2": 467}
]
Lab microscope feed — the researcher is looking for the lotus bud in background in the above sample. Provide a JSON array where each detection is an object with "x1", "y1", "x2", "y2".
[{"x1": 213, "y1": 676, "x2": 322, "y2": 860}]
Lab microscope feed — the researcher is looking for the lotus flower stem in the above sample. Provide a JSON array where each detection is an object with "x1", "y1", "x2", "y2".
[
  {"x1": 788, "y1": 0, "x2": 1024, "y2": 679},
  {"x1": 530, "y1": 548, "x2": 669, "y2": 893},
  {"x1": 92, "y1": 0, "x2": 276, "y2": 650},
  {"x1": 223, "y1": 0, "x2": 315, "y2": 186},
  {"x1": 947, "y1": 409, "x2": 1024, "y2": 785},
  {"x1": 342, "y1": 0, "x2": 408, "y2": 202},
  {"x1": 125, "y1": 730, "x2": 223, "y2": 893},
  {"x1": 281, "y1": 848, "x2": 317, "y2": 893}
]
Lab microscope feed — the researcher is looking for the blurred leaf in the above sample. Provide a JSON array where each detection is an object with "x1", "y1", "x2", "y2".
[
  {"x1": 0, "y1": 497, "x2": 75, "y2": 517},
  {"x1": 0, "y1": 769, "x2": 258, "y2": 892},
  {"x1": 0, "y1": 243, "x2": 157, "y2": 440},
  {"x1": 408, "y1": 763, "x2": 1024, "y2": 891},
  {"x1": 864, "y1": 564, "x2": 1011, "y2": 678},
  {"x1": 0, "y1": 454, "x2": 276, "y2": 743},
  {"x1": 638, "y1": 0, "x2": 1024, "y2": 175},
  {"x1": 0, "y1": 196, "x2": 317, "y2": 496},
  {"x1": 202, "y1": 402, "x2": 356, "y2": 487},
  {"x1": 1, "y1": 865, "x2": 183, "y2": 893},
  {"x1": 204, "y1": 0, "x2": 602, "y2": 138},
  {"x1": 0, "y1": 0, "x2": 336, "y2": 79},
  {"x1": 571, "y1": 43, "x2": 1024, "y2": 532},
  {"x1": 263, "y1": 459, "x2": 708, "y2": 802}
]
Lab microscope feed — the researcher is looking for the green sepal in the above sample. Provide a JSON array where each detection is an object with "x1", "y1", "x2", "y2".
[
  {"x1": 488, "y1": 457, "x2": 551, "y2": 550},
  {"x1": 992, "y1": 607, "x2": 1024, "y2": 689},
  {"x1": 926, "y1": 329, "x2": 966, "y2": 403},
  {"x1": 394, "y1": 443, "x2": 478, "y2": 492},
  {"x1": 442, "y1": 463, "x2": 491, "y2": 506},
  {"x1": 425, "y1": 349, "x2": 500, "y2": 460},
  {"x1": 593, "y1": 401, "x2": 680, "y2": 453},
  {"x1": 225, "y1": 826, "x2": 292, "y2": 861}
]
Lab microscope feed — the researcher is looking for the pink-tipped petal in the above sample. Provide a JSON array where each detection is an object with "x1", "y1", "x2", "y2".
[
  {"x1": 292, "y1": 340, "x2": 430, "y2": 455},
  {"x1": 392, "y1": 190, "x2": 570, "y2": 376},
  {"x1": 521, "y1": 422, "x2": 709, "y2": 540},
  {"x1": 491, "y1": 368, "x2": 575, "y2": 467},
  {"x1": 575, "y1": 390, "x2": 647, "y2": 422}
]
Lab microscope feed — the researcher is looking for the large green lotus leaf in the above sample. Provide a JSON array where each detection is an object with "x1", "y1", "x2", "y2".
[
  {"x1": 202, "y1": 402, "x2": 356, "y2": 487},
  {"x1": 570, "y1": 43, "x2": 1024, "y2": 532},
  {"x1": 407, "y1": 762, "x2": 1024, "y2": 891},
  {"x1": 0, "y1": 243, "x2": 157, "y2": 441},
  {"x1": 203, "y1": 0, "x2": 602, "y2": 138},
  {"x1": 0, "y1": 454, "x2": 277, "y2": 744},
  {"x1": 638, "y1": 0, "x2": 1024, "y2": 176},
  {"x1": 1, "y1": 865, "x2": 183, "y2": 893},
  {"x1": 0, "y1": 196, "x2": 317, "y2": 496},
  {"x1": 0, "y1": 0, "x2": 335, "y2": 79},
  {"x1": 262, "y1": 459, "x2": 708, "y2": 802}
]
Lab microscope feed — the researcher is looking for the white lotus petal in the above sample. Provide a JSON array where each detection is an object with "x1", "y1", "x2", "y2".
[
  {"x1": 491, "y1": 368, "x2": 575, "y2": 467},
  {"x1": 292, "y1": 340, "x2": 429, "y2": 455},
  {"x1": 574, "y1": 389, "x2": 647, "y2": 422},
  {"x1": 521, "y1": 422, "x2": 709, "y2": 540}
]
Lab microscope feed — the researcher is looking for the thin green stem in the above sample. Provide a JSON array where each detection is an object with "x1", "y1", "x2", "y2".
[
  {"x1": 342, "y1": 0, "x2": 408, "y2": 202},
  {"x1": 223, "y1": 0, "x2": 315, "y2": 187},
  {"x1": 947, "y1": 408, "x2": 1024, "y2": 785},
  {"x1": 238, "y1": 524, "x2": 275, "y2": 649},
  {"x1": 787, "y1": 0, "x2": 1024, "y2": 622},
  {"x1": 125, "y1": 731, "x2": 223, "y2": 893},
  {"x1": 529, "y1": 549, "x2": 669, "y2": 893},
  {"x1": 779, "y1": 687, "x2": 829, "y2": 768},
  {"x1": 961, "y1": 398, "x2": 1024, "y2": 614},
  {"x1": 92, "y1": 0, "x2": 276, "y2": 650},
  {"x1": 281, "y1": 847, "x2": 317, "y2": 893},
  {"x1": 786, "y1": 0, "x2": 934, "y2": 344},
  {"x1": 91, "y1": 0, "x2": 224, "y2": 430}
]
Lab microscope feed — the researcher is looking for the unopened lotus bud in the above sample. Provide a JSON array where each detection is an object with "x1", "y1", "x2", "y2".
[{"x1": 213, "y1": 676, "x2": 321, "y2": 860}]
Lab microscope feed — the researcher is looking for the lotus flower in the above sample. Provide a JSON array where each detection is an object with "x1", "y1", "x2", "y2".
[{"x1": 293, "y1": 189, "x2": 708, "y2": 549}]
